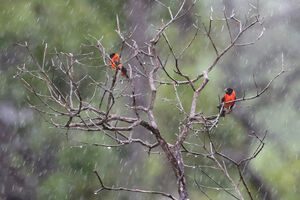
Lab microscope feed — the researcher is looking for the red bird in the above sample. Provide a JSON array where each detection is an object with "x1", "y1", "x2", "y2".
[
  {"x1": 109, "y1": 53, "x2": 129, "y2": 78},
  {"x1": 219, "y1": 88, "x2": 236, "y2": 116}
]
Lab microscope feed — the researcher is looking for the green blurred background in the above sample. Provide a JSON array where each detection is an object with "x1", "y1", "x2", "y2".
[{"x1": 0, "y1": 0, "x2": 299, "y2": 199}]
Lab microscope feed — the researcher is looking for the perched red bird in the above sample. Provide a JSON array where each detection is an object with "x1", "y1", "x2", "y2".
[
  {"x1": 109, "y1": 53, "x2": 129, "y2": 78},
  {"x1": 219, "y1": 88, "x2": 236, "y2": 116}
]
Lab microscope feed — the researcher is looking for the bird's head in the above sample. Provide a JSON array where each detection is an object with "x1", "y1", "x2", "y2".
[
  {"x1": 225, "y1": 88, "x2": 233, "y2": 95},
  {"x1": 109, "y1": 53, "x2": 116, "y2": 58}
]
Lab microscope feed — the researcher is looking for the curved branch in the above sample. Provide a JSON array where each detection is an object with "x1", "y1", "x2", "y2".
[{"x1": 93, "y1": 170, "x2": 177, "y2": 200}]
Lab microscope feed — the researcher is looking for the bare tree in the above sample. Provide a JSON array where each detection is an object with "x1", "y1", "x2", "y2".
[{"x1": 16, "y1": 1, "x2": 284, "y2": 200}]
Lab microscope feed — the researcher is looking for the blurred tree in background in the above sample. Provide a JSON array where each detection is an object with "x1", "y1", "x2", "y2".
[{"x1": 0, "y1": 0, "x2": 299, "y2": 200}]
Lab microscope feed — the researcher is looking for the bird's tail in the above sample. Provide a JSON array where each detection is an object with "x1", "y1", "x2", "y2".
[{"x1": 121, "y1": 67, "x2": 129, "y2": 78}]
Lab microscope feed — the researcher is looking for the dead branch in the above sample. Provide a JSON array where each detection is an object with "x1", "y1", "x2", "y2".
[{"x1": 16, "y1": 1, "x2": 283, "y2": 200}]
